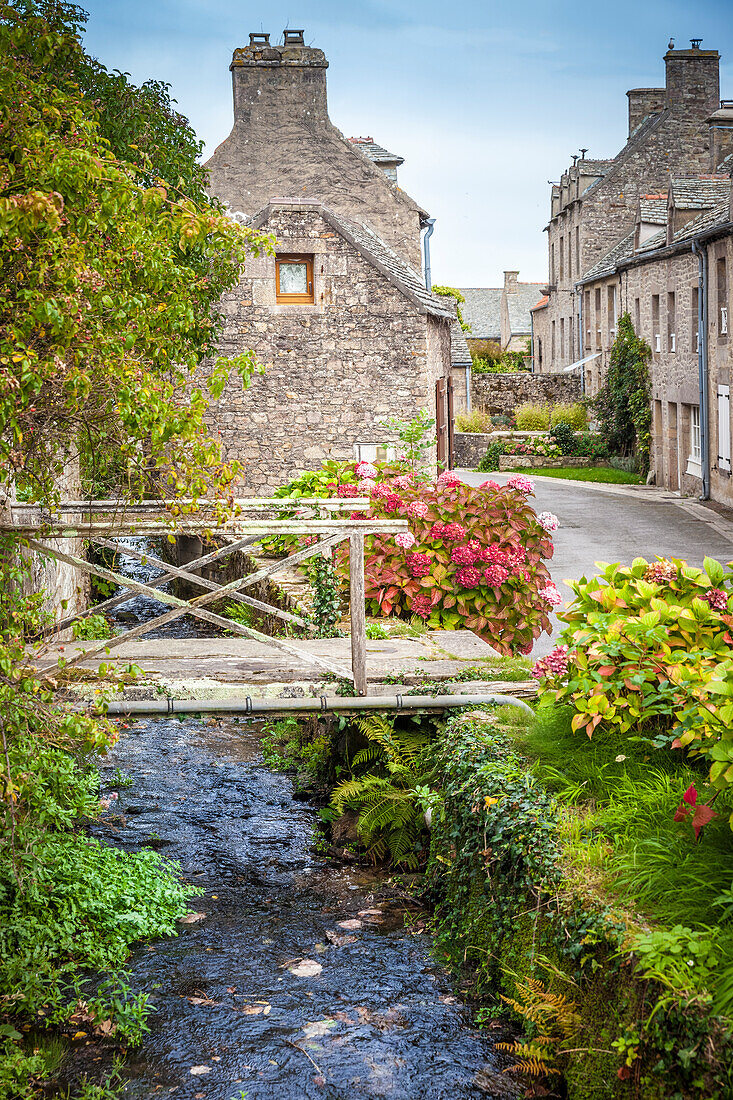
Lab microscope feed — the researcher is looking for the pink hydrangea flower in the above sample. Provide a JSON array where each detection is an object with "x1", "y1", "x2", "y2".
[
  {"x1": 350, "y1": 511, "x2": 368, "y2": 520},
  {"x1": 479, "y1": 480, "x2": 501, "y2": 490},
  {"x1": 538, "y1": 584, "x2": 562, "y2": 606},
  {"x1": 531, "y1": 644, "x2": 570, "y2": 680},
  {"x1": 455, "y1": 565, "x2": 482, "y2": 588},
  {"x1": 337, "y1": 483, "x2": 359, "y2": 498},
  {"x1": 358, "y1": 478, "x2": 376, "y2": 493},
  {"x1": 393, "y1": 474, "x2": 413, "y2": 490},
  {"x1": 395, "y1": 531, "x2": 416, "y2": 549},
  {"x1": 355, "y1": 461, "x2": 377, "y2": 479},
  {"x1": 484, "y1": 564, "x2": 509, "y2": 586},
  {"x1": 442, "y1": 522, "x2": 467, "y2": 541},
  {"x1": 479, "y1": 544, "x2": 509, "y2": 565},
  {"x1": 430, "y1": 521, "x2": 446, "y2": 539},
  {"x1": 506, "y1": 474, "x2": 535, "y2": 494},
  {"x1": 702, "y1": 588, "x2": 729, "y2": 613},
  {"x1": 383, "y1": 493, "x2": 404, "y2": 513},
  {"x1": 300, "y1": 535, "x2": 318, "y2": 547},
  {"x1": 436, "y1": 470, "x2": 461, "y2": 489},
  {"x1": 518, "y1": 642, "x2": 534, "y2": 656},
  {"x1": 451, "y1": 544, "x2": 478, "y2": 565},
  {"x1": 407, "y1": 552, "x2": 431, "y2": 578},
  {"x1": 371, "y1": 482, "x2": 391, "y2": 499},
  {"x1": 537, "y1": 511, "x2": 559, "y2": 533},
  {"x1": 506, "y1": 546, "x2": 527, "y2": 567},
  {"x1": 411, "y1": 595, "x2": 433, "y2": 619},
  {"x1": 407, "y1": 500, "x2": 429, "y2": 519}
]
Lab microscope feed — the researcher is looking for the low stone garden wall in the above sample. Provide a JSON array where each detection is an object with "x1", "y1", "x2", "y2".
[
  {"x1": 470, "y1": 370, "x2": 580, "y2": 417},
  {"x1": 453, "y1": 430, "x2": 545, "y2": 469},
  {"x1": 498, "y1": 454, "x2": 602, "y2": 471}
]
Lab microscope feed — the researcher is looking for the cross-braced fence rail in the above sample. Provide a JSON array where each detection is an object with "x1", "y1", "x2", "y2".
[{"x1": 2, "y1": 497, "x2": 409, "y2": 695}]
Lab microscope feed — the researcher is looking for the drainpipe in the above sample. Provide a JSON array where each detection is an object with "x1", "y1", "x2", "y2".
[
  {"x1": 465, "y1": 363, "x2": 472, "y2": 414},
  {"x1": 692, "y1": 239, "x2": 711, "y2": 500},
  {"x1": 100, "y1": 693, "x2": 534, "y2": 719},
  {"x1": 422, "y1": 218, "x2": 436, "y2": 291},
  {"x1": 530, "y1": 309, "x2": 536, "y2": 374},
  {"x1": 577, "y1": 286, "x2": 585, "y2": 396}
]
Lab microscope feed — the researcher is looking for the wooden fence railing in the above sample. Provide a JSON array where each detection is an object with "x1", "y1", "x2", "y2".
[{"x1": 2, "y1": 497, "x2": 409, "y2": 696}]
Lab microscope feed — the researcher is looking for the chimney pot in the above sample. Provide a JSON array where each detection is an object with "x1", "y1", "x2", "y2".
[
  {"x1": 283, "y1": 29, "x2": 305, "y2": 45},
  {"x1": 249, "y1": 32, "x2": 271, "y2": 46},
  {"x1": 691, "y1": 37, "x2": 702, "y2": 49}
]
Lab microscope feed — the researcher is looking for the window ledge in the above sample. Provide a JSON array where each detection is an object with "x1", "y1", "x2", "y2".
[{"x1": 685, "y1": 458, "x2": 702, "y2": 478}]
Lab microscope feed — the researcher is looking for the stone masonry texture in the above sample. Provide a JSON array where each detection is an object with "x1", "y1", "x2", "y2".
[
  {"x1": 471, "y1": 372, "x2": 581, "y2": 416},
  {"x1": 203, "y1": 205, "x2": 451, "y2": 495}
]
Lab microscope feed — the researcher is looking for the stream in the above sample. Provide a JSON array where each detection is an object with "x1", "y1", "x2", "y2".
[
  {"x1": 88, "y1": 716, "x2": 513, "y2": 1099},
  {"x1": 82, "y1": 539, "x2": 514, "y2": 1098}
]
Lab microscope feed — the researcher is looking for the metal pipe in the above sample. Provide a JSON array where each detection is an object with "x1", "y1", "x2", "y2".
[
  {"x1": 465, "y1": 364, "x2": 472, "y2": 414},
  {"x1": 422, "y1": 218, "x2": 436, "y2": 291},
  {"x1": 101, "y1": 693, "x2": 535, "y2": 718},
  {"x1": 692, "y1": 239, "x2": 711, "y2": 500}
]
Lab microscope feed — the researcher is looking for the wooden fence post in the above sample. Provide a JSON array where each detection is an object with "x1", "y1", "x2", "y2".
[{"x1": 349, "y1": 532, "x2": 367, "y2": 696}]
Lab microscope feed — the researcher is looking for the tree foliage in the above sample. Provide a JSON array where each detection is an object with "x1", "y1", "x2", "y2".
[
  {"x1": 594, "y1": 313, "x2": 652, "y2": 475},
  {"x1": 0, "y1": 0, "x2": 272, "y2": 504}
]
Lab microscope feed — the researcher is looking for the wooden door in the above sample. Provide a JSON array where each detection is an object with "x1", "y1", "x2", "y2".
[{"x1": 447, "y1": 377, "x2": 455, "y2": 469}]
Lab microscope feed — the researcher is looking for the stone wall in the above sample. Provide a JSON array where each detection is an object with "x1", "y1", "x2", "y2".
[
  {"x1": 470, "y1": 371, "x2": 581, "y2": 416},
  {"x1": 204, "y1": 205, "x2": 450, "y2": 495}
]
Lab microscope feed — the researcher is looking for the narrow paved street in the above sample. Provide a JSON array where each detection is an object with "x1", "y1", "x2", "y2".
[{"x1": 458, "y1": 471, "x2": 733, "y2": 657}]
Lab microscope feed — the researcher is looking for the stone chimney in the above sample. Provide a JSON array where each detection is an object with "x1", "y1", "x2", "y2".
[
  {"x1": 504, "y1": 270, "x2": 519, "y2": 291},
  {"x1": 230, "y1": 31, "x2": 329, "y2": 129},
  {"x1": 664, "y1": 40, "x2": 720, "y2": 118},
  {"x1": 708, "y1": 100, "x2": 733, "y2": 172},
  {"x1": 626, "y1": 88, "x2": 665, "y2": 136}
]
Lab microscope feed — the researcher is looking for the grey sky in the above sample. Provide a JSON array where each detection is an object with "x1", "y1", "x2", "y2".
[{"x1": 81, "y1": 0, "x2": 732, "y2": 287}]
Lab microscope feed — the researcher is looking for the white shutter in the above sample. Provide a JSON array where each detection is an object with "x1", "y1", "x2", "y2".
[{"x1": 718, "y1": 386, "x2": 731, "y2": 473}]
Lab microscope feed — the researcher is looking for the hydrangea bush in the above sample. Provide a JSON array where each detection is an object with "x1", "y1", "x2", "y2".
[{"x1": 276, "y1": 460, "x2": 556, "y2": 655}]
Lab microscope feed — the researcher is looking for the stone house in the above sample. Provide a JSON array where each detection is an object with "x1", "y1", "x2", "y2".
[
  {"x1": 534, "y1": 41, "x2": 727, "y2": 374},
  {"x1": 576, "y1": 178, "x2": 733, "y2": 505},
  {"x1": 203, "y1": 30, "x2": 455, "y2": 487},
  {"x1": 209, "y1": 199, "x2": 454, "y2": 494},
  {"x1": 460, "y1": 271, "x2": 543, "y2": 358}
]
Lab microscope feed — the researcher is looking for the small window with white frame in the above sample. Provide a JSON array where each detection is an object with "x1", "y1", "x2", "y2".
[
  {"x1": 354, "y1": 442, "x2": 397, "y2": 464},
  {"x1": 690, "y1": 405, "x2": 701, "y2": 463}
]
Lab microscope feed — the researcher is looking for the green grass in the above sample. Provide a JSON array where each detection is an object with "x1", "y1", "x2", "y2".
[
  {"x1": 502, "y1": 466, "x2": 643, "y2": 484},
  {"x1": 516, "y1": 703, "x2": 733, "y2": 928}
]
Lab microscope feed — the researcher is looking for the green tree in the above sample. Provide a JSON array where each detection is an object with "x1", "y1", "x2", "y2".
[
  {"x1": 0, "y1": 0, "x2": 271, "y2": 505},
  {"x1": 594, "y1": 313, "x2": 652, "y2": 474}
]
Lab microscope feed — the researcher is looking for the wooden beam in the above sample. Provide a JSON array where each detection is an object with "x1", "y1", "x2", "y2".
[
  {"x1": 349, "y1": 532, "x2": 367, "y2": 697},
  {"x1": 3, "y1": 518, "x2": 407, "y2": 537}
]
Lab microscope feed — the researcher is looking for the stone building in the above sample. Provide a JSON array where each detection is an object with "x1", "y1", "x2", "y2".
[
  {"x1": 203, "y1": 30, "x2": 455, "y2": 488},
  {"x1": 576, "y1": 178, "x2": 733, "y2": 505},
  {"x1": 534, "y1": 41, "x2": 726, "y2": 374},
  {"x1": 459, "y1": 271, "x2": 543, "y2": 358}
]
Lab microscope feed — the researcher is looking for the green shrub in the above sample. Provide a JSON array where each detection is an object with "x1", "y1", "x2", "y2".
[
  {"x1": 329, "y1": 715, "x2": 432, "y2": 867},
  {"x1": 455, "y1": 409, "x2": 495, "y2": 433},
  {"x1": 515, "y1": 402, "x2": 550, "y2": 430},
  {"x1": 72, "y1": 613, "x2": 112, "y2": 640},
  {"x1": 515, "y1": 403, "x2": 588, "y2": 432}
]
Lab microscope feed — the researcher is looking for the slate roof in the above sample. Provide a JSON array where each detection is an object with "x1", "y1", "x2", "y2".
[
  {"x1": 639, "y1": 195, "x2": 668, "y2": 223},
  {"x1": 450, "y1": 321, "x2": 472, "y2": 367},
  {"x1": 530, "y1": 294, "x2": 549, "y2": 312},
  {"x1": 248, "y1": 199, "x2": 455, "y2": 321},
  {"x1": 458, "y1": 288, "x2": 502, "y2": 340},
  {"x1": 717, "y1": 152, "x2": 733, "y2": 174},
  {"x1": 671, "y1": 199, "x2": 731, "y2": 242},
  {"x1": 506, "y1": 282, "x2": 545, "y2": 335},
  {"x1": 581, "y1": 111, "x2": 669, "y2": 201},
  {"x1": 580, "y1": 231, "x2": 636, "y2": 281},
  {"x1": 670, "y1": 177, "x2": 731, "y2": 210},
  {"x1": 348, "y1": 137, "x2": 404, "y2": 167}
]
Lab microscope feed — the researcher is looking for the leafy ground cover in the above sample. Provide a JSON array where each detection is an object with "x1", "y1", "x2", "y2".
[{"x1": 503, "y1": 466, "x2": 643, "y2": 484}]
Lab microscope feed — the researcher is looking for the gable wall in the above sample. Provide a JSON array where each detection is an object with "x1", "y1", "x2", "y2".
[{"x1": 204, "y1": 208, "x2": 448, "y2": 493}]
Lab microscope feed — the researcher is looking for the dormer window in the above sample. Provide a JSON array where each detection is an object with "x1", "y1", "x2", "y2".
[{"x1": 276, "y1": 254, "x2": 314, "y2": 304}]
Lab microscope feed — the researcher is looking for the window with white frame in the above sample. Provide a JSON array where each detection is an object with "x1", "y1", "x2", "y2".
[
  {"x1": 690, "y1": 406, "x2": 701, "y2": 463},
  {"x1": 354, "y1": 442, "x2": 396, "y2": 463}
]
